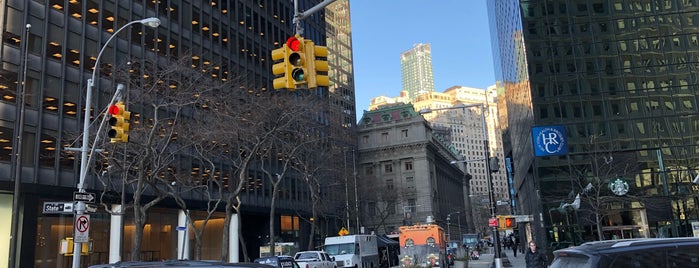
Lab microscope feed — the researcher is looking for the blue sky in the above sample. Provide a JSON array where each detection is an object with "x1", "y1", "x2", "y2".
[{"x1": 349, "y1": 1, "x2": 495, "y2": 121}]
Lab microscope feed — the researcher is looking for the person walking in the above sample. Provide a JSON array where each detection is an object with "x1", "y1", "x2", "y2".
[
  {"x1": 511, "y1": 235, "x2": 519, "y2": 257},
  {"x1": 525, "y1": 241, "x2": 547, "y2": 268}
]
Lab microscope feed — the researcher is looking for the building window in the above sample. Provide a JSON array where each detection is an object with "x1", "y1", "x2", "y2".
[
  {"x1": 365, "y1": 165, "x2": 373, "y2": 175},
  {"x1": 386, "y1": 179, "x2": 394, "y2": 190},
  {"x1": 405, "y1": 161, "x2": 413, "y2": 171},
  {"x1": 407, "y1": 199, "x2": 416, "y2": 212},
  {"x1": 381, "y1": 132, "x2": 389, "y2": 141},
  {"x1": 406, "y1": 176, "x2": 415, "y2": 190},
  {"x1": 384, "y1": 163, "x2": 393, "y2": 173},
  {"x1": 362, "y1": 135, "x2": 369, "y2": 144},
  {"x1": 368, "y1": 202, "x2": 376, "y2": 216},
  {"x1": 401, "y1": 129, "x2": 408, "y2": 138}
]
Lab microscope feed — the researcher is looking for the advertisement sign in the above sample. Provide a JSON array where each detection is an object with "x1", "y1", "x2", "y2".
[{"x1": 532, "y1": 125, "x2": 568, "y2": 156}]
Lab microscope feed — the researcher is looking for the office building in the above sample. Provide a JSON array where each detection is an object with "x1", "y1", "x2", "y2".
[
  {"x1": 366, "y1": 86, "x2": 510, "y2": 236},
  {"x1": 400, "y1": 43, "x2": 435, "y2": 100},
  {"x1": 489, "y1": 0, "x2": 699, "y2": 248},
  {"x1": 0, "y1": 0, "x2": 350, "y2": 266},
  {"x1": 356, "y1": 103, "x2": 466, "y2": 237}
]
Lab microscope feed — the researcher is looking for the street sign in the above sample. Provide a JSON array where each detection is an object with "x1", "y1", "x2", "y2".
[
  {"x1": 74, "y1": 191, "x2": 96, "y2": 203},
  {"x1": 43, "y1": 202, "x2": 74, "y2": 214},
  {"x1": 86, "y1": 204, "x2": 97, "y2": 213},
  {"x1": 488, "y1": 218, "x2": 498, "y2": 227},
  {"x1": 513, "y1": 214, "x2": 534, "y2": 222},
  {"x1": 74, "y1": 215, "x2": 90, "y2": 243},
  {"x1": 176, "y1": 226, "x2": 187, "y2": 231}
]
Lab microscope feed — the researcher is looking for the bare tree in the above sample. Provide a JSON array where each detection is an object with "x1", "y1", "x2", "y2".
[
  {"x1": 564, "y1": 135, "x2": 654, "y2": 242},
  {"x1": 94, "y1": 56, "x2": 233, "y2": 260},
  {"x1": 361, "y1": 181, "x2": 400, "y2": 234},
  {"x1": 256, "y1": 96, "x2": 328, "y2": 253},
  {"x1": 204, "y1": 90, "x2": 326, "y2": 261}
]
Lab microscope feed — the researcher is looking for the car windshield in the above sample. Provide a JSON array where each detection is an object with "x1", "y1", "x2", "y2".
[
  {"x1": 324, "y1": 243, "x2": 355, "y2": 255},
  {"x1": 296, "y1": 253, "x2": 320, "y2": 260},
  {"x1": 550, "y1": 255, "x2": 591, "y2": 268}
]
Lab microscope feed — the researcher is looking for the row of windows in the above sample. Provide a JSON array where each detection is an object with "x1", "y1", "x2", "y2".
[
  {"x1": 366, "y1": 198, "x2": 417, "y2": 217},
  {"x1": 522, "y1": 0, "x2": 699, "y2": 18},
  {"x1": 529, "y1": 35, "x2": 699, "y2": 60},
  {"x1": 537, "y1": 98, "x2": 698, "y2": 122},
  {"x1": 527, "y1": 13, "x2": 697, "y2": 37},
  {"x1": 363, "y1": 161, "x2": 414, "y2": 175},
  {"x1": 531, "y1": 52, "x2": 699, "y2": 76},
  {"x1": 1, "y1": 0, "x2": 304, "y2": 116}
]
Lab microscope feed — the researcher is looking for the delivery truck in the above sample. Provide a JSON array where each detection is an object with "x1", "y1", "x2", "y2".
[{"x1": 324, "y1": 235, "x2": 379, "y2": 268}]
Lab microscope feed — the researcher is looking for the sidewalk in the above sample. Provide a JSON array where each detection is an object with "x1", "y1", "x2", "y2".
[
  {"x1": 501, "y1": 249, "x2": 526, "y2": 267},
  {"x1": 466, "y1": 247, "x2": 526, "y2": 268}
]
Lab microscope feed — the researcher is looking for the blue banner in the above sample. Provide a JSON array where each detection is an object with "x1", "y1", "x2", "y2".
[{"x1": 532, "y1": 125, "x2": 568, "y2": 156}]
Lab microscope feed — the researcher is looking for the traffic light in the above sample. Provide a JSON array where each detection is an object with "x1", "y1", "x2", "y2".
[
  {"x1": 306, "y1": 41, "x2": 329, "y2": 88},
  {"x1": 504, "y1": 216, "x2": 516, "y2": 228},
  {"x1": 271, "y1": 35, "x2": 306, "y2": 90},
  {"x1": 498, "y1": 216, "x2": 506, "y2": 230},
  {"x1": 107, "y1": 102, "x2": 130, "y2": 143}
]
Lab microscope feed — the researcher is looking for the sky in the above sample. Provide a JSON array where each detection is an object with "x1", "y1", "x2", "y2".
[{"x1": 349, "y1": 1, "x2": 496, "y2": 121}]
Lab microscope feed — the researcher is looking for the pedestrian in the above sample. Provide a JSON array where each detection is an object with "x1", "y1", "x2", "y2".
[
  {"x1": 511, "y1": 235, "x2": 519, "y2": 257},
  {"x1": 525, "y1": 241, "x2": 547, "y2": 268}
]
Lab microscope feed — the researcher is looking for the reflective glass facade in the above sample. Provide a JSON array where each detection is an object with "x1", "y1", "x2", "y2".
[
  {"x1": 491, "y1": 0, "x2": 699, "y2": 250},
  {"x1": 0, "y1": 0, "x2": 349, "y2": 266},
  {"x1": 400, "y1": 43, "x2": 435, "y2": 100}
]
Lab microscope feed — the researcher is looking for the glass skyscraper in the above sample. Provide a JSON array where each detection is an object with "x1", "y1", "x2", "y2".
[
  {"x1": 490, "y1": 0, "x2": 699, "y2": 249},
  {"x1": 400, "y1": 43, "x2": 435, "y2": 100},
  {"x1": 0, "y1": 0, "x2": 352, "y2": 266}
]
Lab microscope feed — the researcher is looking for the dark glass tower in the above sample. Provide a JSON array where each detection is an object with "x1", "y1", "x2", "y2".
[
  {"x1": 490, "y1": 0, "x2": 699, "y2": 249},
  {"x1": 0, "y1": 0, "x2": 349, "y2": 265}
]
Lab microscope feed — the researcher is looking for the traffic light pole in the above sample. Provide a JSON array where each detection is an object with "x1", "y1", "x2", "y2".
[
  {"x1": 479, "y1": 104, "x2": 502, "y2": 268},
  {"x1": 292, "y1": 0, "x2": 338, "y2": 35},
  {"x1": 66, "y1": 18, "x2": 160, "y2": 268},
  {"x1": 421, "y1": 103, "x2": 502, "y2": 267}
]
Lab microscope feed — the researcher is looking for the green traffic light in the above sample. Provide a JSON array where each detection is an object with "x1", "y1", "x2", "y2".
[{"x1": 292, "y1": 68, "x2": 305, "y2": 82}]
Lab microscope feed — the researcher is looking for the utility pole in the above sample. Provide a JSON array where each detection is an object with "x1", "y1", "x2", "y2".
[{"x1": 292, "y1": 0, "x2": 339, "y2": 35}]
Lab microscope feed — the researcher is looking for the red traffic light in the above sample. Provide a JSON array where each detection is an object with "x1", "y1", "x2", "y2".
[
  {"x1": 505, "y1": 217, "x2": 516, "y2": 228},
  {"x1": 108, "y1": 104, "x2": 121, "y2": 115},
  {"x1": 286, "y1": 36, "x2": 301, "y2": 51}
]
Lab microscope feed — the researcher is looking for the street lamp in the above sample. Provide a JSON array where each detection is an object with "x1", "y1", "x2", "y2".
[
  {"x1": 72, "y1": 17, "x2": 160, "y2": 268},
  {"x1": 419, "y1": 103, "x2": 503, "y2": 268}
]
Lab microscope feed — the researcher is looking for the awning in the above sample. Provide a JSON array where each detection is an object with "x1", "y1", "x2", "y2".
[{"x1": 377, "y1": 235, "x2": 398, "y2": 247}]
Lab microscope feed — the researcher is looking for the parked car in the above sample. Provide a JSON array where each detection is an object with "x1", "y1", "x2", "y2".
[
  {"x1": 549, "y1": 237, "x2": 699, "y2": 268},
  {"x1": 89, "y1": 260, "x2": 271, "y2": 268},
  {"x1": 254, "y1": 255, "x2": 300, "y2": 268},
  {"x1": 293, "y1": 251, "x2": 336, "y2": 268}
]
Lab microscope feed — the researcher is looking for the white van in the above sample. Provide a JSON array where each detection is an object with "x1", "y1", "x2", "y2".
[{"x1": 324, "y1": 235, "x2": 378, "y2": 268}]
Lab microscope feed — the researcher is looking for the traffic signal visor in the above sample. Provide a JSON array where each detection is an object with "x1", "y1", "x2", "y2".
[{"x1": 107, "y1": 102, "x2": 131, "y2": 143}]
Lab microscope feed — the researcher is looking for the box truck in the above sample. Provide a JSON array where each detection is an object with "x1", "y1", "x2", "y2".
[{"x1": 324, "y1": 235, "x2": 379, "y2": 268}]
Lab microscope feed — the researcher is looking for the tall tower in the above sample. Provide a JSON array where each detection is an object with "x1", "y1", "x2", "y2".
[
  {"x1": 490, "y1": 0, "x2": 699, "y2": 247},
  {"x1": 400, "y1": 43, "x2": 435, "y2": 100}
]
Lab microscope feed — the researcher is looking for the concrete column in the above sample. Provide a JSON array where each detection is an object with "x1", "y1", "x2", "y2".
[
  {"x1": 109, "y1": 204, "x2": 123, "y2": 263},
  {"x1": 177, "y1": 210, "x2": 190, "y2": 260},
  {"x1": 229, "y1": 213, "x2": 239, "y2": 262}
]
